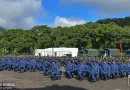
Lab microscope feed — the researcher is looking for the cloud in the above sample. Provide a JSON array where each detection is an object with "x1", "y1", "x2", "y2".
[
  {"x1": 0, "y1": 0, "x2": 47, "y2": 30},
  {"x1": 60, "y1": 0, "x2": 130, "y2": 15},
  {"x1": 54, "y1": 16, "x2": 86, "y2": 27}
]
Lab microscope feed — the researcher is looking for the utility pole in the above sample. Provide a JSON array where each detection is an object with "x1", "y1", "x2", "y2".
[{"x1": 51, "y1": 35, "x2": 54, "y2": 57}]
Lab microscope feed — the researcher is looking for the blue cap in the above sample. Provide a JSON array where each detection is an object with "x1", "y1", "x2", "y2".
[
  {"x1": 120, "y1": 60, "x2": 124, "y2": 62},
  {"x1": 74, "y1": 58, "x2": 78, "y2": 60},
  {"x1": 92, "y1": 60, "x2": 98, "y2": 62},
  {"x1": 52, "y1": 60, "x2": 55, "y2": 62},
  {"x1": 67, "y1": 59, "x2": 71, "y2": 61},
  {"x1": 103, "y1": 59, "x2": 106, "y2": 61},
  {"x1": 112, "y1": 60, "x2": 115, "y2": 61},
  {"x1": 79, "y1": 60, "x2": 82, "y2": 63}
]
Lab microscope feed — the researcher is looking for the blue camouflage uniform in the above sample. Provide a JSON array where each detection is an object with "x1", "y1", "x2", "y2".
[
  {"x1": 62, "y1": 59, "x2": 67, "y2": 66},
  {"x1": 30, "y1": 60, "x2": 36, "y2": 72},
  {"x1": 65, "y1": 60, "x2": 74, "y2": 79},
  {"x1": 38, "y1": 61, "x2": 43, "y2": 71},
  {"x1": 50, "y1": 62, "x2": 60, "y2": 80},
  {"x1": 14, "y1": 60, "x2": 19, "y2": 72},
  {"x1": 25, "y1": 60, "x2": 30, "y2": 70},
  {"x1": 1, "y1": 59, "x2": 7, "y2": 70},
  {"x1": 125, "y1": 61, "x2": 130, "y2": 76},
  {"x1": 19, "y1": 60, "x2": 25, "y2": 73},
  {"x1": 55, "y1": 60, "x2": 61, "y2": 71},
  {"x1": 77, "y1": 61, "x2": 86, "y2": 80},
  {"x1": 100, "y1": 60, "x2": 111, "y2": 80},
  {"x1": 90, "y1": 60, "x2": 100, "y2": 82},
  {"x1": 73, "y1": 60, "x2": 79, "y2": 75},
  {"x1": 0, "y1": 59, "x2": 3, "y2": 71},
  {"x1": 86, "y1": 60, "x2": 93, "y2": 74},
  {"x1": 110, "y1": 60, "x2": 119, "y2": 79},
  {"x1": 83, "y1": 60, "x2": 89, "y2": 75},
  {"x1": 7, "y1": 59, "x2": 12, "y2": 71},
  {"x1": 43, "y1": 60, "x2": 50, "y2": 75},
  {"x1": 119, "y1": 61, "x2": 126, "y2": 77}
]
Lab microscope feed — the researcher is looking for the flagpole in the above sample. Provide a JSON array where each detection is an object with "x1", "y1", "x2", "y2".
[{"x1": 120, "y1": 41, "x2": 122, "y2": 58}]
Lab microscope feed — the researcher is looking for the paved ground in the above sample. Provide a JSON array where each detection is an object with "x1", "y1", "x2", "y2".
[{"x1": 0, "y1": 70, "x2": 130, "y2": 90}]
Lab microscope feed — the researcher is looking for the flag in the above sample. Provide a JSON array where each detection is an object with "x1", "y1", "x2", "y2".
[
  {"x1": 103, "y1": 52, "x2": 107, "y2": 59},
  {"x1": 120, "y1": 41, "x2": 122, "y2": 57},
  {"x1": 120, "y1": 41, "x2": 122, "y2": 49},
  {"x1": 110, "y1": 53, "x2": 112, "y2": 58}
]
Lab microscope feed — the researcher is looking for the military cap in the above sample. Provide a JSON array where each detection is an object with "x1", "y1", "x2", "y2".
[
  {"x1": 120, "y1": 60, "x2": 124, "y2": 62},
  {"x1": 92, "y1": 60, "x2": 98, "y2": 62},
  {"x1": 79, "y1": 60, "x2": 83, "y2": 62},
  {"x1": 103, "y1": 59, "x2": 107, "y2": 61},
  {"x1": 112, "y1": 60, "x2": 115, "y2": 61}
]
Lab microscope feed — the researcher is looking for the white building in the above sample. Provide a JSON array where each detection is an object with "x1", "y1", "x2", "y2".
[{"x1": 35, "y1": 47, "x2": 78, "y2": 57}]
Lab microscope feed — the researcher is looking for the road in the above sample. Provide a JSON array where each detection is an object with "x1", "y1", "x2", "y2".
[{"x1": 0, "y1": 70, "x2": 129, "y2": 90}]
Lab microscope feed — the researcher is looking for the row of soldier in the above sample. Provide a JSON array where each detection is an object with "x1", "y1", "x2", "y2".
[
  {"x1": 63, "y1": 57, "x2": 130, "y2": 82},
  {"x1": 0, "y1": 57, "x2": 130, "y2": 82}
]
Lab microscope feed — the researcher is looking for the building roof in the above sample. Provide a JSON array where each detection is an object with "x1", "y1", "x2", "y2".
[
  {"x1": 104, "y1": 48, "x2": 120, "y2": 51},
  {"x1": 125, "y1": 50, "x2": 130, "y2": 51},
  {"x1": 35, "y1": 47, "x2": 78, "y2": 52},
  {"x1": 85, "y1": 49, "x2": 98, "y2": 51}
]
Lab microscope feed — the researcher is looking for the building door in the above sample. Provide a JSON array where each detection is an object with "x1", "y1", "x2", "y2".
[
  {"x1": 39, "y1": 53, "x2": 41, "y2": 56},
  {"x1": 55, "y1": 52, "x2": 57, "y2": 57}
]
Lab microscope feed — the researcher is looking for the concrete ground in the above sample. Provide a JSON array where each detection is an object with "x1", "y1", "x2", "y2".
[{"x1": 0, "y1": 70, "x2": 129, "y2": 90}]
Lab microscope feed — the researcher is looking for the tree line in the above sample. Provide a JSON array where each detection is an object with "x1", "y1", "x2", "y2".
[{"x1": 0, "y1": 17, "x2": 130, "y2": 56}]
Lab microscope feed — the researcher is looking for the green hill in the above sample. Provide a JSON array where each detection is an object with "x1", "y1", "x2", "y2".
[
  {"x1": 0, "y1": 27, "x2": 5, "y2": 32},
  {"x1": 96, "y1": 16, "x2": 130, "y2": 27}
]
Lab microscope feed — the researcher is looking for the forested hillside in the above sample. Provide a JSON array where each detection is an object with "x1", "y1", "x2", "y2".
[
  {"x1": 97, "y1": 16, "x2": 130, "y2": 27},
  {"x1": 1, "y1": 17, "x2": 130, "y2": 55},
  {"x1": 0, "y1": 27, "x2": 5, "y2": 32}
]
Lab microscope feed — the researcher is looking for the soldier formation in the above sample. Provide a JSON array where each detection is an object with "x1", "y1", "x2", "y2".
[{"x1": 0, "y1": 56, "x2": 130, "y2": 83}]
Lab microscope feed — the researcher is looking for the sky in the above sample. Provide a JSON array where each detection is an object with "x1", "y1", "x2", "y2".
[{"x1": 0, "y1": 0, "x2": 130, "y2": 30}]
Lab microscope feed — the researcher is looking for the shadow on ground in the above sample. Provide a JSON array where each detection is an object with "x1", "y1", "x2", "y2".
[{"x1": 12, "y1": 85, "x2": 88, "y2": 90}]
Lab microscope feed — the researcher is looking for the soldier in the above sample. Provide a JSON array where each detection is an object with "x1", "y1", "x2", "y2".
[
  {"x1": 62, "y1": 58, "x2": 68, "y2": 66},
  {"x1": 119, "y1": 60, "x2": 126, "y2": 78},
  {"x1": 30, "y1": 59, "x2": 36, "y2": 72},
  {"x1": 55, "y1": 59, "x2": 61, "y2": 71},
  {"x1": 89, "y1": 60, "x2": 100, "y2": 83},
  {"x1": 0, "y1": 59, "x2": 3, "y2": 71},
  {"x1": 83, "y1": 60, "x2": 89, "y2": 78},
  {"x1": 77, "y1": 61, "x2": 86, "y2": 80},
  {"x1": 110, "y1": 60, "x2": 119, "y2": 79},
  {"x1": 73, "y1": 59, "x2": 79, "y2": 76},
  {"x1": 43, "y1": 60, "x2": 50, "y2": 76},
  {"x1": 65, "y1": 60, "x2": 74, "y2": 79},
  {"x1": 1, "y1": 58, "x2": 7, "y2": 70},
  {"x1": 100, "y1": 59, "x2": 111, "y2": 80},
  {"x1": 50, "y1": 61, "x2": 61, "y2": 81},
  {"x1": 38, "y1": 60, "x2": 44, "y2": 71},
  {"x1": 19, "y1": 60, "x2": 25, "y2": 73},
  {"x1": 25, "y1": 59, "x2": 30, "y2": 71},
  {"x1": 125, "y1": 60, "x2": 130, "y2": 76},
  {"x1": 14, "y1": 59, "x2": 19, "y2": 72},
  {"x1": 7, "y1": 59, "x2": 12, "y2": 71}
]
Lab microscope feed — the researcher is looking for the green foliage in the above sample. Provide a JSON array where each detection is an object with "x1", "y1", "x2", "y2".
[
  {"x1": 0, "y1": 17, "x2": 130, "y2": 56},
  {"x1": 96, "y1": 16, "x2": 130, "y2": 27}
]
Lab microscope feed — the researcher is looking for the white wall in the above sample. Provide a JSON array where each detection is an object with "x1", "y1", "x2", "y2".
[{"x1": 35, "y1": 48, "x2": 78, "y2": 57}]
